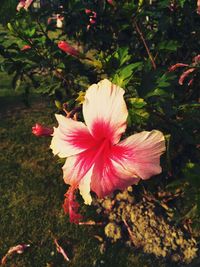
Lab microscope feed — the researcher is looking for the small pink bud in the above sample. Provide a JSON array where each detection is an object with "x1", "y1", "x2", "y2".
[
  {"x1": 192, "y1": 54, "x2": 200, "y2": 64},
  {"x1": 24, "y1": 0, "x2": 34, "y2": 10},
  {"x1": 168, "y1": 63, "x2": 189, "y2": 72},
  {"x1": 16, "y1": 0, "x2": 25, "y2": 11},
  {"x1": 107, "y1": 0, "x2": 114, "y2": 5},
  {"x1": 21, "y1": 45, "x2": 31, "y2": 51},
  {"x1": 91, "y1": 11, "x2": 97, "y2": 18},
  {"x1": 197, "y1": 0, "x2": 200, "y2": 14},
  {"x1": 89, "y1": 18, "x2": 96, "y2": 24},
  {"x1": 32, "y1": 123, "x2": 53, "y2": 137},
  {"x1": 85, "y1": 9, "x2": 92, "y2": 14},
  {"x1": 16, "y1": 0, "x2": 33, "y2": 11},
  {"x1": 58, "y1": 41, "x2": 80, "y2": 57},
  {"x1": 47, "y1": 18, "x2": 51, "y2": 24}
]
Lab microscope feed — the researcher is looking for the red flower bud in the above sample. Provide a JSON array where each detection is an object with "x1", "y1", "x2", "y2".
[
  {"x1": 58, "y1": 41, "x2": 80, "y2": 57},
  {"x1": 21, "y1": 45, "x2": 31, "y2": 51},
  {"x1": 91, "y1": 11, "x2": 97, "y2": 18},
  {"x1": 32, "y1": 123, "x2": 53, "y2": 137},
  {"x1": 47, "y1": 18, "x2": 52, "y2": 24},
  {"x1": 85, "y1": 9, "x2": 92, "y2": 14},
  {"x1": 107, "y1": 0, "x2": 114, "y2": 5},
  {"x1": 197, "y1": 0, "x2": 200, "y2": 14},
  {"x1": 192, "y1": 54, "x2": 200, "y2": 64},
  {"x1": 16, "y1": 0, "x2": 25, "y2": 11},
  {"x1": 89, "y1": 18, "x2": 96, "y2": 24},
  {"x1": 179, "y1": 68, "x2": 195, "y2": 85},
  {"x1": 168, "y1": 63, "x2": 188, "y2": 72},
  {"x1": 16, "y1": 0, "x2": 33, "y2": 11}
]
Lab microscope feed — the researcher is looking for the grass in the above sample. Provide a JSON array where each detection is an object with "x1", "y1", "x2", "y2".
[
  {"x1": 0, "y1": 95, "x2": 100, "y2": 267},
  {"x1": 0, "y1": 72, "x2": 15, "y2": 97}
]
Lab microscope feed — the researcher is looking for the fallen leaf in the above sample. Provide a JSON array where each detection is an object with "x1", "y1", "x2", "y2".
[
  {"x1": 1, "y1": 244, "x2": 30, "y2": 265},
  {"x1": 54, "y1": 239, "x2": 70, "y2": 262},
  {"x1": 78, "y1": 220, "x2": 103, "y2": 225}
]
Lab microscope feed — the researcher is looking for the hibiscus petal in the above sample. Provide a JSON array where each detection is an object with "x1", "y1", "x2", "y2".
[
  {"x1": 50, "y1": 114, "x2": 95, "y2": 158},
  {"x1": 91, "y1": 130, "x2": 165, "y2": 197},
  {"x1": 90, "y1": 146, "x2": 140, "y2": 198},
  {"x1": 79, "y1": 166, "x2": 93, "y2": 205},
  {"x1": 62, "y1": 149, "x2": 95, "y2": 186},
  {"x1": 83, "y1": 79, "x2": 128, "y2": 144},
  {"x1": 117, "y1": 130, "x2": 166, "y2": 179}
]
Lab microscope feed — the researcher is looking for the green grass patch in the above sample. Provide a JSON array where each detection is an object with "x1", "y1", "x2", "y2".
[{"x1": 0, "y1": 97, "x2": 101, "y2": 267}]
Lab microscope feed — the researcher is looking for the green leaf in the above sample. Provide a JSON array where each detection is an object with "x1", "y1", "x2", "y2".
[
  {"x1": 158, "y1": 40, "x2": 180, "y2": 52},
  {"x1": 145, "y1": 88, "x2": 169, "y2": 98},
  {"x1": 54, "y1": 100, "x2": 62, "y2": 110},
  {"x1": 7, "y1": 22, "x2": 14, "y2": 32},
  {"x1": 112, "y1": 74, "x2": 124, "y2": 87},
  {"x1": 178, "y1": 103, "x2": 200, "y2": 110},
  {"x1": 114, "y1": 47, "x2": 131, "y2": 67},
  {"x1": 112, "y1": 62, "x2": 142, "y2": 87},
  {"x1": 183, "y1": 205, "x2": 197, "y2": 220},
  {"x1": 183, "y1": 163, "x2": 200, "y2": 187},
  {"x1": 128, "y1": 97, "x2": 149, "y2": 126},
  {"x1": 24, "y1": 28, "x2": 36, "y2": 38},
  {"x1": 128, "y1": 98, "x2": 147, "y2": 108},
  {"x1": 120, "y1": 62, "x2": 142, "y2": 78},
  {"x1": 178, "y1": 0, "x2": 186, "y2": 8},
  {"x1": 128, "y1": 108, "x2": 149, "y2": 126}
]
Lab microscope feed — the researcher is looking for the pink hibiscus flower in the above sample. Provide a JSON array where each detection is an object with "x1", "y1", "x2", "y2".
[{"x1": 50, "y1": 79, "x2": 165, "y2": 222}]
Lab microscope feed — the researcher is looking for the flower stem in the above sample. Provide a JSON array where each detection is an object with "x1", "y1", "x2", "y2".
[{"x1": 133, "y1": 19, "x2": 156, "y2": 70}]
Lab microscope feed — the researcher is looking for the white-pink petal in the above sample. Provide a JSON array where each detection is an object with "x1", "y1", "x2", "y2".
[
  {"x1": 83, "y1": 79, "x2": 128, "y2": 144},
  {"x1": 90, "y1": 144, "x2": 140, "y2": 198},
  {"x1": 79, "y1": 166, "x2": 94, "y2": 205},
  {"x1": 62, "y1": 152, "x2": 93, "y2": 186},
  {"x1": 118, "y1": 130, "x2": 166, "y2": 179},
  {"x1": 50, "y1": 114, "x2": 95, "y2": 158}
]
